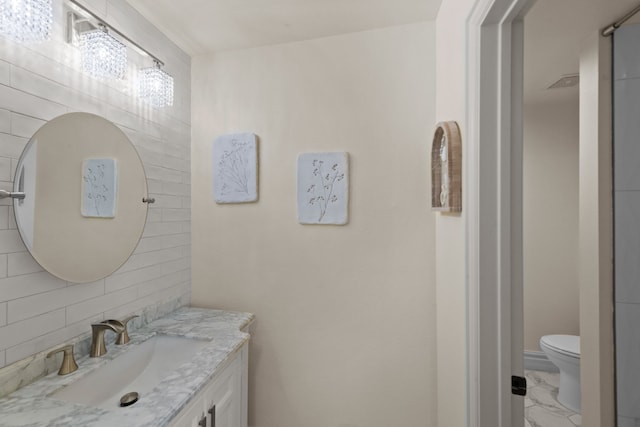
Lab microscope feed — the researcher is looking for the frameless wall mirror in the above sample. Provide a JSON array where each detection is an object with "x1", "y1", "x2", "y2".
[{"x1": 12, "y1": 112, "x2": 149, "y2": 283}]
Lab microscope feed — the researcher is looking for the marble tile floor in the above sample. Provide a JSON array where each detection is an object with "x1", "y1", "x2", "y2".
[{"x1": 525, "y1": 370, "x2": 581, "y2": 427}]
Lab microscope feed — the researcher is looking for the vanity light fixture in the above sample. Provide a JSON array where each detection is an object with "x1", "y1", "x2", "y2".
[
  {"x1": 139, "y1": 60, "x2": 174, "y2": 107},
  {"x1": 79, "y1": 24, "x2": 127, "y2": 80},
  {"x1": 0, "y1": 0, "x2": 53, "y2": 43},
  {"x1": 66, "y1": 0, "x2": 174, "y2": 107}
]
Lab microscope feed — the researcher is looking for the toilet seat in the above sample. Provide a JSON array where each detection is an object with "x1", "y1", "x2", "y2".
[{"x1": 540, "y1": 335, "x2": 580, "y2": 358}]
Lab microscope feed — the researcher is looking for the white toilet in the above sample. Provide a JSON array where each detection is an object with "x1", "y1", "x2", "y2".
[{"x1": 539, "y1": 334, "x2": 581, "y2": 413}]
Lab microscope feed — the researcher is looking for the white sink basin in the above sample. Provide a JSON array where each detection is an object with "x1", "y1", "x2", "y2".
[{"x1": 52, "y1": 335, "x2": 210, "y2": 409}]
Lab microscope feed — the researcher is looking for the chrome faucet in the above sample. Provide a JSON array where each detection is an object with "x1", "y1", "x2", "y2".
[{"x1": 90, "y1": 321, "x2": 124, "y2": 357}]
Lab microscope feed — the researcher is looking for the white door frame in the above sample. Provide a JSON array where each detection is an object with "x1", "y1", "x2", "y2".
[{"x1": 464, "y1": 0, "x2": 534, "y2": 425}]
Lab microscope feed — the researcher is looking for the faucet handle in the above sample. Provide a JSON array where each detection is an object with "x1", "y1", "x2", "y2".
[
  {"x1": 110, "y1": 315, "x2": 139, "y2": 345},
  {"x1": 46, "y1": 344, "x2": 78, "y2": 376}
]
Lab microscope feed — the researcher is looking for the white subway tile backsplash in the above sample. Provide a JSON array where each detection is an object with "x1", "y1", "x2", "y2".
[
  {"x1": 163, "y1": 155, "x2": 189, "y2": 172},
  {"x1": 182, "y1": 198, "x2": 191, "y2": 210},
  {"x1": 0, "y1": 255, "x2": 7, "y2": 279},
  {"x1": 0, "y1": 229, "x2": 26, "y2": 253},
  {"x1": 0, "y1": 302, "x2": 6, "y2": 327},
  {"x1": 138, "y1": 271, "x2": 184, "y2": 298},
  {"x1": 163, "y1": 233, "x2": 190, "y2": 248},
  {"x1": 0, "y1": 85, "x2": 67, "y2": 122},
  {"x1": 105, "y1": 264, "x2": 166, "y2": 294},
  {"x1": 153, "y1": 195, "x2": 182, "y2": 209},
  {"x1": 163, "y1": 209, "x2": 191, "y2": 222},
  {"x1": 10, "y1": 113, "x2": 45, "y2": 139},
  {"x1": 165, "y1": 143, "x2": 189, "y2": 160},
  {"x1": 145, "y1": 164, "x2": 183, "y2": 183},
  {"x1": 7, "y1": 281, "x2": 104, "y2": 324},
  {"x1": 7, "y1": 252, "x2": 42, "y2": 277},
  {"x1": 0, "y1": 133, "x2": 28, "y2": 160},
  {"x1": 0, "y1": 61, "x2": 9, "y2": 85},
  {"x1": 117, "y1": 247, "x2": 183, "y2": 274},
  {"x1": 146, "y1": 208, "x2": 163, "y2": 223},
  {"x1": 0, "y1": 182, "x2": 12, "y2": 206},
  {"x1": 10, "y1": 66, "x2": 70, "y2": 107},
  {"x1": 0, "y1": 271, "x2": 66, "y2": 304},
  {"x1": 0, "y1": 309, "x2": 65, "y2": 351},
  {"x1": 146, "y1": 179, "x2": 164, "y2": 195},
  {"x1": 7, "y1": 206, "x2": 15, "y2": 230},
  {"x1": 137, "y1": 147, "x2": 165, "y2": 167},
  {"x1": 161, "y1": 258, "x2": 190, "y2": 276},
  {"x1": 5, "y1": 315, "x2": 96, "y2": 365},
  {"x1": 0, "y1": 110, "x2": 10, "y2": 134},
  {"x1": 0, "y1": 0, "x2": 189, "y2": 370},
  {"x1": 143, "y1": 221, "x2": 183, "y2": 238},
  {"x1": 66, "y1": 286, "x2": 138, "y2": 325},
  {"x1": 0, "y1": 206, "x2": 8, "y2": 230},
  {"x1": 163, "y1": 182, "x2": 190, "y2": 197},
  {"x1": 0, "y1": 157, "x2": 12, "y2": 182}
]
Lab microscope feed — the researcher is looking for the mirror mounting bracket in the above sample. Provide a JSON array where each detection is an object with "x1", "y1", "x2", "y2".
[{"x1": 0, "y1": 189, "x2": 25, "y2": 200}]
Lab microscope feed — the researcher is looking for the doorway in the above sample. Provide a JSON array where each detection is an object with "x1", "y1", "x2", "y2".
[
  {"x1": 521, "y1": 2, "x2": 581, "y2": 424},
  {"x1": 463, "y1": 0, "x2": 623, "y2": 425}
]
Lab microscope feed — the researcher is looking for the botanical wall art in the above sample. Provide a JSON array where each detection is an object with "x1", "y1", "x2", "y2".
[
  {"x1": 431, "y1": 121, "x2": 462, "y2": 212},
  {"x1": 213, "y1": 133, "x2": 258, "y2": 203},
  {"x1": 297, "y1": 152, "x2": 349, "y2": 225},
  {"x1": 81, "y1": 158, "x2": 117, "y2": 218}
]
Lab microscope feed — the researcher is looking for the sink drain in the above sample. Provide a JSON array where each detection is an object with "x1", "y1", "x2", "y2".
[{"x1": 120, "y1": 391, "x2": 139, "y2": 407}]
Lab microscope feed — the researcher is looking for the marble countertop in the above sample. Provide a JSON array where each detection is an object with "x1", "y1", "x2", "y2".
[{"x1": 0, "y1": 307, "x2": 254, "y2": 427}]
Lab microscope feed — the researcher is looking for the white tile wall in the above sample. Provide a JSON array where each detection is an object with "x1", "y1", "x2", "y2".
[
  {"x1": 618, "y1": 416, "x2": 640, "y2": 427},
  {"x1": 614, "y1": 79, "x2": 640, "y2": 191},
  {"x1": 615, "y1": 192, "x2": 640, "y2": 303},
  {"x1": 615, "y1": 24, "x2": 640, "y2": 422},
  {"x1": 616, "y1": 303, "x2": 640, "y2": 418},
  {"x1": 614, "y1": 25, "x2": 640, "y2": 81},
  {"x1": 0, "y1": 0, "x2": 190, "y2": 369},
  {"x1": 0, "y1": 255, "x2": 7, "y2": 279}
]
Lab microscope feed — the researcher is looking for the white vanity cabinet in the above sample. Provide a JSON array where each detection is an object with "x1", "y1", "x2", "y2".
[{"x1": 169, "y1": 343, "x2": 248, "y2": 427}]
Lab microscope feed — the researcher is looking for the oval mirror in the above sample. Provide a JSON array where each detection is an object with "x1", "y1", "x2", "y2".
[{"x1": 13, "y1": 113, "x2": 148, "y2": 283}]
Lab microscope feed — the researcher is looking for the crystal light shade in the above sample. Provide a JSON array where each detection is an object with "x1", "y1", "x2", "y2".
[
  {"x1": 139, "y1": 63, "x2": 174, "y2": 107},
  {"x1": 79, "y1": 28, "x2": 127, "y2": 80},
  {"x1": 0, "y1": 0, "x2": 53, "y2": 43}
]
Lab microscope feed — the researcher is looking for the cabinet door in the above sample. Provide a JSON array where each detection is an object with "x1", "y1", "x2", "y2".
[
  {"x1": 169, "y1": 393, "x2": 206, "y2": 427},
  {"x1": 169, "y1": 343, "x2": 247, "y2": 427},
  {"x1": 205, "y1": 356, "x2": 241, "y2": 427}
]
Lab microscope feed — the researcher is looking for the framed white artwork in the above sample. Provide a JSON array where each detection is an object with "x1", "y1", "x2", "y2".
[
  {"x1": 213, "y1": 133, "x2": 258, "y2": 203},
  {"x1": 297, "y1": 152, "x2": 349, "y2": 225},
  {"x1": 81, "y1": 158, "x2": 117, "y2": 218}
]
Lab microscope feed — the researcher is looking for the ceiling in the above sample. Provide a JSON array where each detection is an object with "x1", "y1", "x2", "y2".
[
  {"x1": 524, "y1": 0, "x2": 640, "y2": 105},
  {"x1": 124, "y1": 0, "x2": 640, "y2": 104},
  {"x1": 124, "y1": 0, "x2": 442, "y2": 56}
]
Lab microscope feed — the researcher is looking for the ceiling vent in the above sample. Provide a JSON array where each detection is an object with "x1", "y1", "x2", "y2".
[{"x1": 548, "y1": 74, "x2": 579, "y2": 89}]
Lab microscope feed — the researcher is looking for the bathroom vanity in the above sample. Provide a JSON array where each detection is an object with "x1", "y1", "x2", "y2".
[{"x1": 0, "y1": 307, "x2": 253, "y2": 427}]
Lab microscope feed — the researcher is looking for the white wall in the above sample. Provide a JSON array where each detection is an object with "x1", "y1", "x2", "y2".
[
  {"x1": 523, "y1": 98, "x2": 580, "y2": 351},
  {"x1": 435, "y1": 1, "x2": 473, "y2": 425},
  {"x1": 191, "y1": 22, "x2": 437, "y2": 427},
  {"x1": 579, "y1": 32, "x2": 615, "y2": 427},
  {"x1": 0, "y1": 0, "x2": 191, "y2": 369}
]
